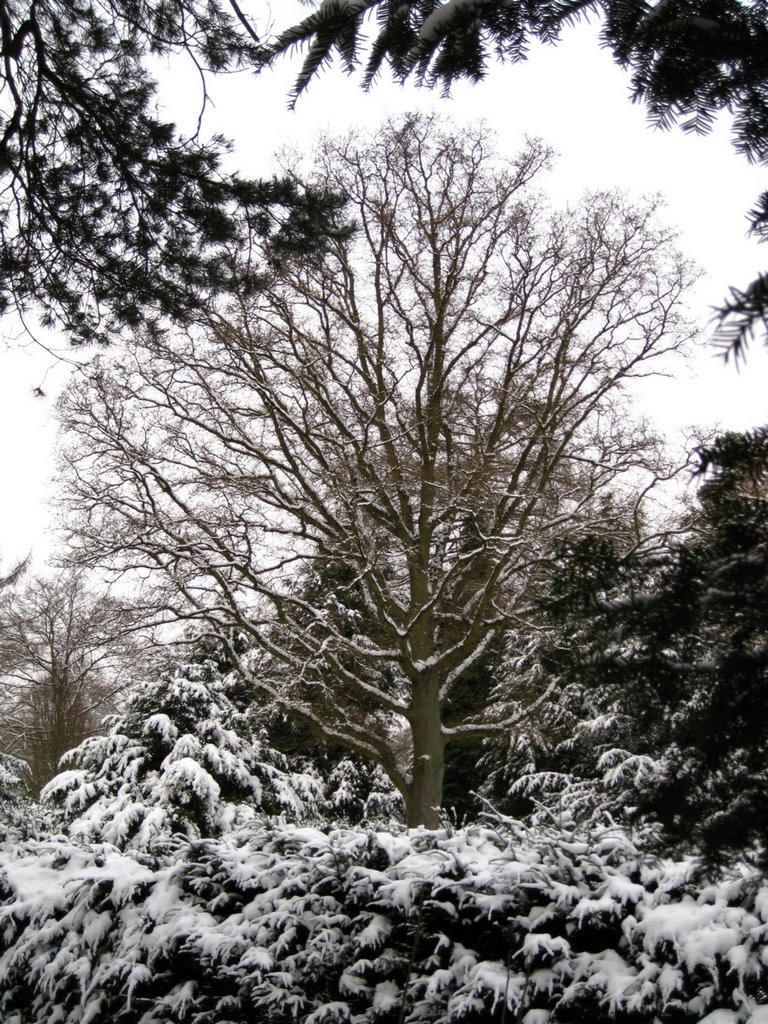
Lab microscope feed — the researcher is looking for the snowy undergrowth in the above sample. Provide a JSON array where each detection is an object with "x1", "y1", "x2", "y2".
[{"x1": 0, "y1": 818, "x2": 766, "y2": 1023}]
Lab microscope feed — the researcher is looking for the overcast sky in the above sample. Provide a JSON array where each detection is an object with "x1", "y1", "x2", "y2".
[{"x1": 1, "y1": 6, "x2": 767, "y2": 568}]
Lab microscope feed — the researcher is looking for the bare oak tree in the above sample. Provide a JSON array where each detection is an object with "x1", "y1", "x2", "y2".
[
  {"x1": 0, "y1": 572, "x2": 146, "y2": 792},
  {"x1": 59, "y1": 114, "x2": 696, "y2": 826}
]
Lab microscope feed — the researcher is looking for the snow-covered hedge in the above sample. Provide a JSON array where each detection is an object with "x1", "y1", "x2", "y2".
[{"x1": 0, "y1": 818, "x2": 765, "y2": 1023}]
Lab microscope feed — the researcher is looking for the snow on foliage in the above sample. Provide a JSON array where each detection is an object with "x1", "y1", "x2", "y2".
[
  {"x1": 0, "y1": 816, "x2": 765, "y2": 1023},
  {"x1": 323, "y1": 756, "x2": 405, "y2": 825},
  {"x1": 0, "y1": 754, "x2": 28, "y2": 805},
  {"x1": 41, "y1": 660, "x2": 325, "y2": 848},
  {"x1": 0, "y1": 753, "x2": 37, "y2": 835}
]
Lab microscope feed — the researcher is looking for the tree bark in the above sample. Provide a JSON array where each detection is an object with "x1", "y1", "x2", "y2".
[{"x1": 406, "y1": 675, "x2": 445, "y2": 828}]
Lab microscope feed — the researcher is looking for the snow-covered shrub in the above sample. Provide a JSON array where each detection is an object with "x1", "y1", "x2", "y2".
[
  {"x1": 320, "y1": 756, "x2": 404, "y2": 825},
  {"x1": 41, "y1": 660, "x2": 324, "y2": 849},
  {"x1": 0, "y1": 816, "x2": 765, "y2": 1023},
  {"x1": 0, "y1": 753, "x2": 37, "y2": 835}
]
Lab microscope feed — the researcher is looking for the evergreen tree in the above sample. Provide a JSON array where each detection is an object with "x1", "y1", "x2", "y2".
[
  {"x1": 0, "y1": 0, "x2": 346, "y2": 345},
  {"x1": 0, "y1": 750, "x2": 33, "y2": 832},
  {"x1": 43, "y1": 657, "x2": 324, "y2": 849},
  {"x1": 544, "y1": 428, "x2": 768, "y2": 865}
]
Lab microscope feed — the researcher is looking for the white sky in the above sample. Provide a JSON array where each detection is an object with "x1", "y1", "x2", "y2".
[{"x1": 1, "y1": 5, "x2": 767, "y2": 568}]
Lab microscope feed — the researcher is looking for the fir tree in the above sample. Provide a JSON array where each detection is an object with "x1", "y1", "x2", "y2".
[
  {"x1": 543, "y1": 428, "x2": 768, "y2": 866},
  {"x1": 43, "y1": 657, "x2": 323, "y2": 849}
]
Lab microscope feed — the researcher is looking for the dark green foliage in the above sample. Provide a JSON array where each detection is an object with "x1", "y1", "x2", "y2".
[
  {"x1": 441, "y1": 639, "x2": 505, "y2": 822},
  {"x1": 0, "y1": 0, "x2": 347, "y2": 344},
  {"x1": 544, "y1": 428, "x2": 768, "y2": 866},
  {"x1": 272, "y1": 0, "x2": 768, "y2": 352},
  {"x1": 0, "y1": 819, "x2": 765, "y2": 1023}
]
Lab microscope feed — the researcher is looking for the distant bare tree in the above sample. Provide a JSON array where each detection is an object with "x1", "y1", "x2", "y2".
[
  {"x1": 0, "y1": 572, "x2": 147, "y2": 792},
  {"x1": 59, "y1": 114, "x2": 696, "y2": 826}
]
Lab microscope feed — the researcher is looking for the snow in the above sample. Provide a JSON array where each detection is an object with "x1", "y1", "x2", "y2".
[
  {"x1": 357, "y1": 913, "x2": 392, "y2": 947},
  {"x1": 372, "y1": 979, "x2": 399, "y2": 1011},
  {"x1": 522, "y1": 932, "x2": 572, "y2": 961},
  {"x1": 637, "y1": 898, "x2": 746, "y2": 971},
  {"x1": 0, "y1": 814, "x2": 765, "y2": 1023},
  {"x1": 0, "y1": 836, "x2": 153, "y2": 904},
  {"x1": 305, "y1": 1002, "x2": 351, "y2": 1023}
]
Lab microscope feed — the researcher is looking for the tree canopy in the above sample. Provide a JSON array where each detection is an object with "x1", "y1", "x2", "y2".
[
  {"x1": 58, "y1": 114, "x2": 694, "y2": 827},
  {"x1": 0, "y1": 0, "x2": 346, "y2": 344},
  {"x1": 271, "y1": 0, "x2": 768, "y2": 353}
]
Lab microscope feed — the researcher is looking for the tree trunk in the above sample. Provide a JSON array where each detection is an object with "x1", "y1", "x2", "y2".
[{"x1": 406, "y1": 678, "x2": 445, "y2": 828}]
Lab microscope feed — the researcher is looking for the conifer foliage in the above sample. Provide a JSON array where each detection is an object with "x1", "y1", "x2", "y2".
[
  {"x1": 542, "y1": 428, "x2": 768, "y2": 866},
  {"x1": 0, "y1": 752, "x2": 32, "y2": 833},
  {"x1": 42, "y1": 659, "x2": 324, "y2": 848},
  {"x1": 0, "y1": 0, "x2": 346, "y2": 344},
  {"x1": 0, "y1": 817, "x2": 766, "y2": 1023}
]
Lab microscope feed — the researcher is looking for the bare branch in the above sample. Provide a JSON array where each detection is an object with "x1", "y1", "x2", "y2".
[{"x1": 58, "y1": 114, "x2": 695, "y2": 825}]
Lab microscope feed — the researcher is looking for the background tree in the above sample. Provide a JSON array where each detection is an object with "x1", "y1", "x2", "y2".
[
  {"x1": 244, "y1": 560, "x2": 407, "y2": 822},
  {"x1": 0, "y1": 571, "x2": 146, "y2": 792},
  {"x1": 272, "y1": 0, "x2": 768, "y2": 353},
  {"x1": 0, "y1": 0, "x2": 346, "y2": 345},
  {"x1": 541, "y1": 427, "x2": 768, "y2": 866},
  {"x1": 59, "y1": 114, "x2": 695, "y2": 827}
]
